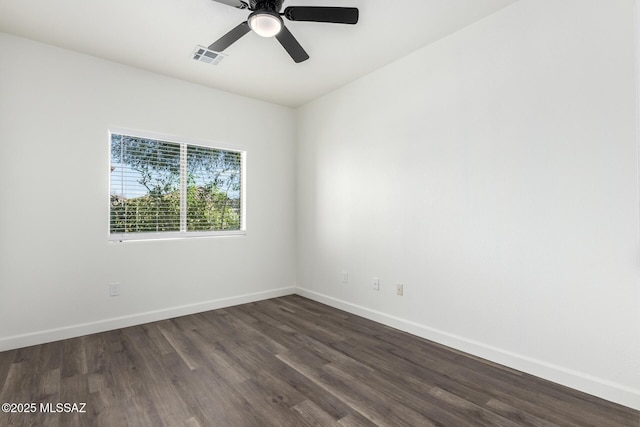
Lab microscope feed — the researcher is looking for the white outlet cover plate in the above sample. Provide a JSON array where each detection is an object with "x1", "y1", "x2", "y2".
[{"x1": 109, "y1": 283, "x2": 121, "y2": 296}]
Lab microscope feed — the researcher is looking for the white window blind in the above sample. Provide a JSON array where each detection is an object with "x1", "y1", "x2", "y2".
[{"x1": 110, "y1": 132, "x2": 244, "y2": 241}]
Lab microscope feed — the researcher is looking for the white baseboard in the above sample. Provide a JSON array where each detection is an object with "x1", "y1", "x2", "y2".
[
  {"x1": 0, "y1": 287, "x2": 296, "y2": 352},
  {"x1": 296, "y1": 287, "x2": 640, "y2": 411}
]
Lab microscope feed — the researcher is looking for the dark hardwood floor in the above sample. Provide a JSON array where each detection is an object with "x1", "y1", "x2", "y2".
[{"x1": 0, "y1": 295, "x2": 637, "y2": 426}]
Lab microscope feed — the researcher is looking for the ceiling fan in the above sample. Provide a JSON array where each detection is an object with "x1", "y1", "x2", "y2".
[{"x1": 200, "y1": 0, "x2": 359, "y2": 63}]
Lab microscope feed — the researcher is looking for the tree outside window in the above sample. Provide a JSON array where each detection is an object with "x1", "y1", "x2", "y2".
[{"x1": 110, "y1": 132, "x2": 243, "y2": 241}]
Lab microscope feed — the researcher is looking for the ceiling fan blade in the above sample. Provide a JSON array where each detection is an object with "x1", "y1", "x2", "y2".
[
  {"x1": 210, "y1": 0, "x2": 248, "y2": 9},
  {"x1": 275, "y1": 25, "x2": 309, "y2": 63},
  {"x1": 208, "y1": 22, "x2": 251, "y2": 52},
  {"x1": 284, "y1": 7, "x2": 359, "y2": 24}
]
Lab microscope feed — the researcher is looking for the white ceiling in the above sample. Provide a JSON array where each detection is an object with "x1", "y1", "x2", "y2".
[{"x1": 0, "y1": 0, "x2": 518, "y2": 107}]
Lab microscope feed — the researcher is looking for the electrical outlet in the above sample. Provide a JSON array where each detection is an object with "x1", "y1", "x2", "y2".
[
  {"x1": 372, "y1": 277, "x2": 380, "y2": 291},
  {"x1": 396, "y1": 283, "x2": 404, "y2": 296},
  {"x1": 109, "y1": 283, "x2": 120, "y2": 297},
  {"x1": 342, "y1": 271, "x2": 349, "y2": 284}
]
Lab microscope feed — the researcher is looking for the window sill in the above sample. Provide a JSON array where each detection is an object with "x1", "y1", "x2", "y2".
[{"x1": 109, "y1": 230, "x2": 246, "y2": 243}]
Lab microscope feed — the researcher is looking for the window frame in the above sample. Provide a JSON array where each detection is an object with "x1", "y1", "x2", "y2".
[{"x1": 108, "y1": 128, "x2": 246, "y2": 242}]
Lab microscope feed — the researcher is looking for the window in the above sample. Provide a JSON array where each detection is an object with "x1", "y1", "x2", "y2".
[{"x1": 109, "y1": 131, "x2": 244, "y2": 241}]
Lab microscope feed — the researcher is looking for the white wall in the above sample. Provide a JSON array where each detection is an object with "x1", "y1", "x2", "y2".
[
  {"x1": 296, "y1": 0, "x2": 640, "y2": 409},
  {"x1": 0, "y1": 33, "x2": 296, "y2": 349}
]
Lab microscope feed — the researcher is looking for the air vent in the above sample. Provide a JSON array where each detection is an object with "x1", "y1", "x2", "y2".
[{"x1": 192, "y1": 46, "x2": 226, "y2": 65}]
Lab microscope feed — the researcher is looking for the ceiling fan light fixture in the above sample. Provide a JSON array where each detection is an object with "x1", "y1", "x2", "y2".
[{"x1": 248, "y1": 11, "x2": 283, "y2": 37}]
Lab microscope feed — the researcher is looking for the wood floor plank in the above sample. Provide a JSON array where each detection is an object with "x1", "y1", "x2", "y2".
[
  {"x1": 260, "y1": 299, "x2": 351, "y2": 344},
  {"x1": 278, "y1": 352, "x2": 439, "y2": 427},
  {"x1": 181, "y1": 329, "x2": 251, "y2": 385},
  {"x1": 185, "y1": 312, "x2": 233, "y2": 343},
  {"x1": 88, "y1": 387, "x2": 130, "y2": 427},
  {"x1": 195, "y1": 309, "x2": 249, "y2": 341},
  {"x1": 233, "y1": 378, "x2": 306, "y2": 426},
  {"x1": 139, "y1": 323, "x2": 175, "y2": 356},
  {"x1": 383, "y1": 343, "x2": 590, "y2": 426},
  {"x1": 336, "y1": 413, "x2": 378, "y2": 427},
  {"x1": 290, "y1": 399, "x2": 339, "y2": 426},
  {"x1": 156, "y1": 319, "x2": 204, "y2": 371},
  {"x1": 212, "y1": 307, "x2": 290, "y2": 355},
  {"x1": 229, "y1": 304, "x2": 320, "y2": 350},
  {"x1": 100, "y1": 329, "x2": 169, "y2": 426},
  {"x1": 428, "y1": 386, "x2": 521, "y2": 427},
  {"x1": 277, "y1": 295, "x2": 350, "y2": 321},
  {"x1": 56, "y1": 373, "x2": 91, "y2": 427},
  {"x1": 182, "y1": 416, "x2": 203, "y2": 427},
  {"x1": 324, "y1": 359, "x2": 483, "y2": 427},
  {"x1": 485, "y1": 398, "x2": 562, "y2": 427},
  {"x1": 165, "y1": 354, "x2": 264, "y2": 427},
  {"x1": 330, "y1": 338, "x2": 492, "y2": 408},
  {"x1": 61, "y1": 337, "x2": 88, "y2": 378},
  {"x1": 83, "y1": 333, "x2": 108, "y2": 376},
  {"x1": 266, "y1": 352, "x2": 357, "y2": 421},
  {"x1": 320, "y1": 362, "x2": 440, "y2": 426},
  {"x1": 34, "y1": 341, "x2": 64, "y2": 376},
  {"x1": 0, "y1": 295, "x2": 637, "y2": 427},
  {"x1": 121, "y1": 325, "x2": 196, "y2": 426},
  {"x1": 35, "y1": 367, "x2": 61, "y2": 401},
  {"x1": 1, "y1": 361, "x2": 39, "y2": 402},
  {"x1": 0, "y1": 348, "x2": 16, "y2": 388}
]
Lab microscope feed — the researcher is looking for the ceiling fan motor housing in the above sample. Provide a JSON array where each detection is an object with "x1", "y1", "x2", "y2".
[{"x1": 250, "y1": 0, "x2": 283, "y2": 12}]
